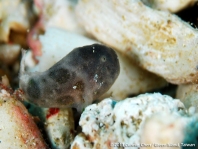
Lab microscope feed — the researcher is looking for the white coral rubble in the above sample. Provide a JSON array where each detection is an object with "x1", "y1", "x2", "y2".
[
  {"x1": 76, "y1": 0, "x2": 198, "y2": 84},
  {"x1": 141, "y1": 0, "x2": 196, "y2": 13},
  {"x1": 176, "y1": 84, "x2": 198, "y2": 114},
  {"x1": 71, "y1": 93, "x2": 188, "y2": 149},
  {"x1": 40, "y1": 0, "x2": 85, "y2": 34},
  {"x1": 141, "y1": 113, "x2": 195, "y2": 149}
]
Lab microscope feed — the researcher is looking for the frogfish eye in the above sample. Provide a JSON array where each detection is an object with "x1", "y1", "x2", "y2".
[{"x1": 101, "y1": 56, "x2": 107, "y2": 62}]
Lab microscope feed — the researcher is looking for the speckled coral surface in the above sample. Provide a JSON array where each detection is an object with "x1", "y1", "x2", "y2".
[{"x1": 71, "y1": 93, "x2": 186, "y2": 149}]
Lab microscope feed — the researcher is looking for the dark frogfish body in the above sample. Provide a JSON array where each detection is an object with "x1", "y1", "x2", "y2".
[{"x1": 19, "y1": 44, "x2": 120, "y2": 112}]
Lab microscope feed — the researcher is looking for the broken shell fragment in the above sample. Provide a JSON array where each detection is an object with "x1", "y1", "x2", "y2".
[
  {"x1": 43, "y1": 108, "x2": 75, "y2": 149},
  {"x1": 0, "y1": 83, "x2": 47, "y2": 149},
  {"x1": 76, "y1": 0, "x2": 198, "y2": 84}
]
